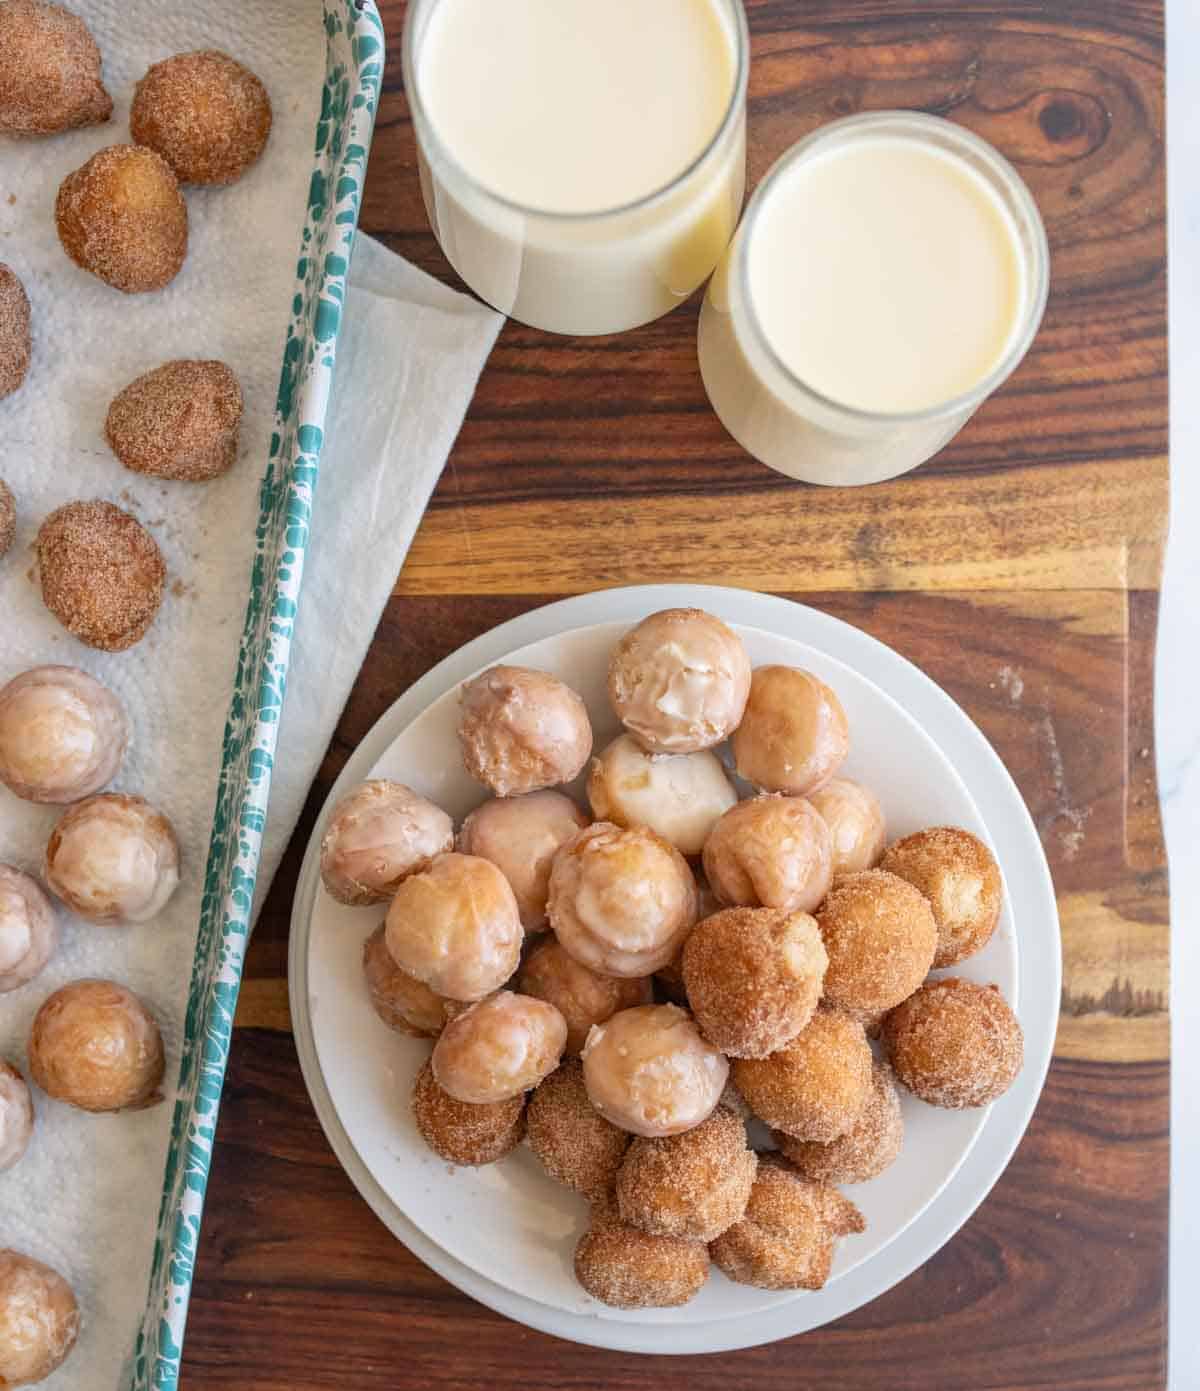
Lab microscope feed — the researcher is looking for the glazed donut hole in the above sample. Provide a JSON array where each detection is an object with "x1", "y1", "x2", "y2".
[
  {"x1": 1, "y1": 264, "x2": 31, "y2": 403},
  {"x1": 361, "y1": 924, "x2": 455, "y2": 1038},
  {"x1": 682, "y1": 907, "x2": 827, "y2": 1059},
  {"x1": 808, "y1": 778, "x2": 886, "y2": 876},
  {"x1": 0, "y1": 0, "x2": 111, "y2": 135},
  {"x1": 708, "y1": 1159, "x2": 865, "y2": 1292},
  {"x1": 731, "y1": 665, "x2": 849, "y2": 796},
  {"x1": 457, "y1": 665, "x2": 592, "y2": 798},
  {"x1": 44, "y1": 793, "x2": 181, "y2": 926},
  {"x1": 702, "y1": 794, "x2": 833, "y2": 915},
  {"x1": 431, "y1": 991, "x2": 567, "y2": 1104},
  {"x1": 385, "y1": 852, "x2": 523, "y2": 1002},
  {"x1": 815, "y1": 869, "x2": 937, "y2": 1014},
  {"x1": 0, "y1": 665, "x2": 128, "y2": 805},
  {"x1": 883, "y1": 978, "x2": 1024, "y2": 1110},
  {"x1": 458, "y1": 790, "x2": 587, "y2": 931},
  {"x1": 0, "y1": 1249, "x2": 81, "y2": 1388},
  {"x1": 880, "y1": 826, "x2": 1003, "y2": 969},
  {"x1": 732, "y1": 1007, "x2": 872, "y2": 1143},
  {"x1": 0, "y1": 1062, "x2": 34, "y2": 1173},
  {"x1": 587, "y1": 733, "x2": 737, "y2": 856},
  {"x1": 55, "y1": 144, "x2": 188, "y2": 295},
  {"x1": 321, "y1": 780, "x2": 453, "y2": 907},
  {"x1": 582, "y1": 1002, "x2": 728, "y2": 1138},
  {"x1": 411, "y1": 1058, "x2": 525, "y2": 1167},
  {"x1": 106, "y1": 359, "x2": 244, "y2": 484},
  {"x1": 607, "y1": 608, "x2": 751, "y2": 754},
  {"x1": 574, "y1": 1194, "x2": 710, "y2": 1309},
  {"x1": 526, "y1": 1057, "x2": 630, "y2": 1196},
  {"x1": 774, "y1": 1060, "x2": 904, "y2": 1186},
  {"x1": 517, "y1": 936, "x2": 651, "y2": 1054},
  {"x1": 29, "y1": 978, "x2": 165, "y2": 1112},
  {"x1": 615, "y1": 1104, "x2": 757, "y2": 1242},
  {"x1": 131, "y1": 49, "x2": 272, "y2": 186},
  {"x1": 0, "y1": 865, "x2": 59, "y2": 994},
  {"x1": 36, "y1": 500, "x2": 166, "y2": 652},
  {"x1": 548, "y1": 822, "x2": 698, "y2": 979}
]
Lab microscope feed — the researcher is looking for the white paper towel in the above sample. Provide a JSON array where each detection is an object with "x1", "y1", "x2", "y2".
[{"x1": 0, "y1": 2, "x2": 503, "y2": 1385}]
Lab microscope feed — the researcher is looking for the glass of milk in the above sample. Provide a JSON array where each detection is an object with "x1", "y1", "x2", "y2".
[
  {"x1": 403, "y1": 0, "x2": 749, "y2": 336},
  {"x1": 698, "y1": 112, "x2": 1050, "y2": 486}
]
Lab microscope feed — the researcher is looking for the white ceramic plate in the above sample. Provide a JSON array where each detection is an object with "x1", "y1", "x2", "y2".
[{"x1": 289, "y1": 585, "x2": 1059, "y2": 1353}]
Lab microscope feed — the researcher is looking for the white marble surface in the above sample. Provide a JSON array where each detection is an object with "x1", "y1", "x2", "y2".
[{"x1": 1164, "y1": 2, "x2": 1194, "y2": 1386}]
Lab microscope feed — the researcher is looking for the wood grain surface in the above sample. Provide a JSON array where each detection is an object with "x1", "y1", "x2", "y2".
[{"x1": 182, "y1": 1, "x2": 1169, "y2": 1387}]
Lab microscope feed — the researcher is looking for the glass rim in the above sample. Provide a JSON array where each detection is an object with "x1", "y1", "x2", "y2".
[
  {"x1": 732, "y1": 110, "x2": 1052, "y2": 427},
  {"x1": 401, "y1": 0, "x2": 751, "y2": 224}
]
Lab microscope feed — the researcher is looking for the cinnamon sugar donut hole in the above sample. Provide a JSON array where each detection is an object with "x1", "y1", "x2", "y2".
[
  {"x1": 411, "y1": 1058, "x2": 525, "y2": 1166},
  {"x1": 526, "y1": 1058, "x2": 630, "y2": 1196},
  {"x1": 0, "y1": 1249, "x2": 80, "y2": 1387},
  {"x1": 548, "y1": 822, "x2": 698, "y2": 979},
  {"x1": 582, "y1": 1003, "x2": 728, "y2": 1138},
  {"x1": 880, "y1": 827, "x2": 1003, "y2": 968},
  {"x1": 361, "y1": 925, "x2": 455, "y2": 1038},
  {"x1": 431, "y1": 991, "x2": 567, "y2": 1104},
  {"x1": 702, "y1": 795, "x2": 833, "y2": 916},
  {"x1": 607, "y1": 608, "x2": 751, "y2": 754},
  {"x1": 615, "y1": 1104, "x2": 757, "y2": 1242},
  {"x1": 774, "y1": 1061, "x2": 903, "y2": 1185},
  {"x1": 732, "y1": 665, "x2": 849, "y2": 796},
  {"x1": 384, "y1": 853, "x2": 523, "y2": 1002},
  {"x1": 732, "y1": 1007, "x2": 871, "y2": 1142},
  {"x1": 0, "y1": 264, "x2": 31, "y2": 401},
  {"x1": 883, "y1": 978, "x2": 1023, "y2": 1109},
  {"x1": 458, "y1": 790, "x2": 587, "y2": 932},
  {"x1": 55, "y1": 145, "x2": 187, "y2": 294},
  {"x1": 517, "y1": 937, "x2": 651, "y2": 1054},
  {"x1": 0, "y1": 865, "x2": 59, "y2": 994},
  {"x1": 815, "y1": 870, "x2": 937, "y2": 1014},
  {"x1": 0, "y1": 0, "x2": 111, "y2": 134},
  {"x1": 808, "y1": 778, "x2": 886, "y2": 875},
  {"x1": 36, "y1": 501, "x2": 165, "y2": 652},
  {"x1": 708, "y1": 1158, "x2": 865, "y2": 1291},
  {"x1": 575, "y1": 1195, "x2": 709, "y2": 1309},
  {"x1": 106, "y1": 360, "x2": 244, "y2": 483},
  {"x1": 587, "y1": 734, "x2": 737, "y2": 856},
  {"x1": 682, "y1": 907, "x2": 827, "y2": 1059},
  {"x1": 321, "y1": 780, "x2": 453, "y2": 907},
  {"x1": 457, "y1": 665, "x2": 592, "y2": 797},
  {"x1": 131, "y1": 50, "x2": 272, "y2": 186}
]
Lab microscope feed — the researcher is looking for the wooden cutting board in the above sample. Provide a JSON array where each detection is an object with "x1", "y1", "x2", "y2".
[{"x1": 182, "y1": 2, "x2": 1169, "y2": 1387}]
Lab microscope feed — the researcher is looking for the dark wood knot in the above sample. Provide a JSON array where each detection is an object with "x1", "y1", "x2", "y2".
[{"x1": 1039, "y1": 99, "x2": 1085, "y2": 143}]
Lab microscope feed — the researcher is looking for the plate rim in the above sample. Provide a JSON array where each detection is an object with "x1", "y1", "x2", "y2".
[{"x1": 288, "y1": 583, "x2": 1061, "y2": 1354}]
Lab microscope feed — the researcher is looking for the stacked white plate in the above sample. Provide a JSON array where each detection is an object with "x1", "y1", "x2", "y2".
[{"x1": 289, "y1": 585, "x2": 1059, "y2": 1354}]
